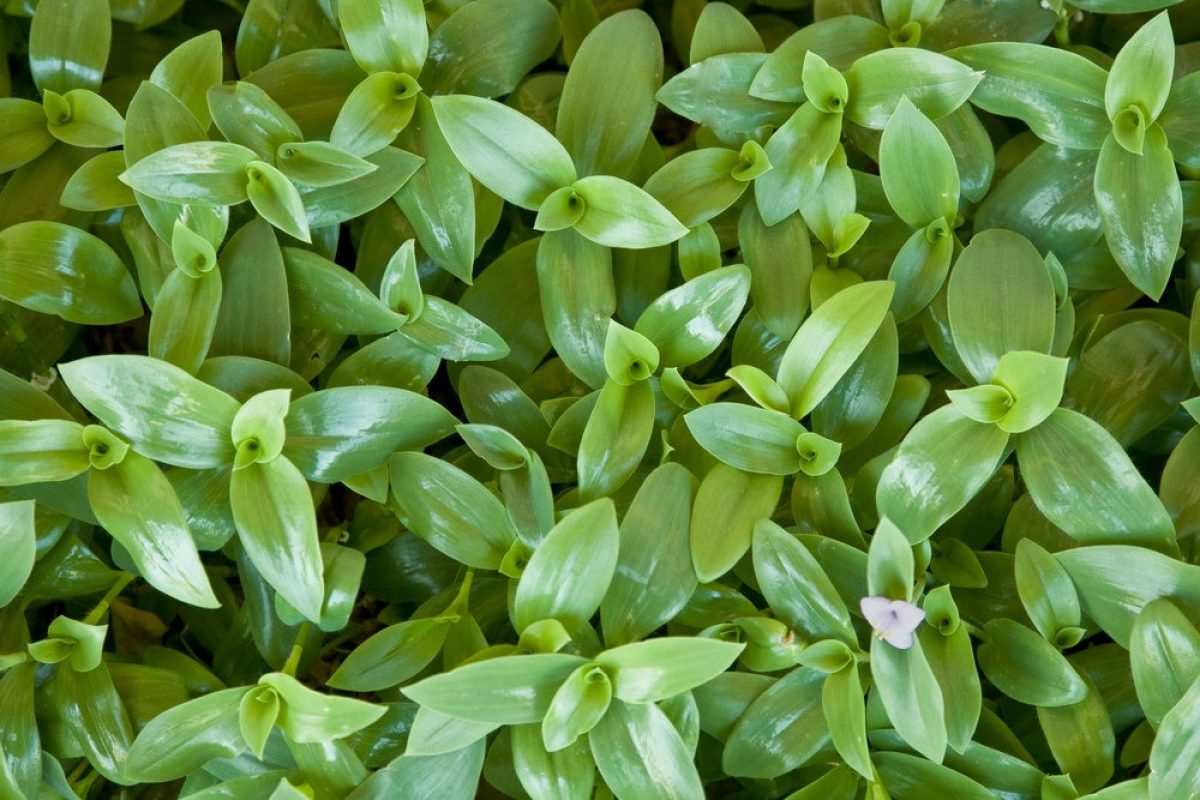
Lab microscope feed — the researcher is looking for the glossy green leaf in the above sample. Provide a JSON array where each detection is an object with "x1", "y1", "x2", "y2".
[
  {"x1": 514, "y1": 499, "x2": 618, "y2": 633},
  {"x1": 88, "y1": 450, "x2": 218, "y2": 608},
  {"x1": 977, "y1": 618, "x2": 1088, "y2": 706},
  {"x1": 871, "y1": 634, "x2": 947, "y2": 763},
  {"x1": 685, "y1": 403, "x2": 803, "y2": 475},
  {"x1": 28, "y1": 0, "x2": 110, "y2": 94},
  {"x1": 59, "y1": 355, "x2": 240, "y2": 469},
  {"x1": 339, "y1": 0, "x2": 426, "y2": 76},
  {"x1": 0, "y1": 221, "x2": 140, "y2": 325},
  {"x1": 590, "y1": 699, "x2": 703, "y2": 800},
  {"x1": 723, "y1": 665, "x2": 828, "y2": 778},
  {"x1": 576, "y1": 379, "x2": 655, "y2": 501},
  {"x1": 754, "y1": 519, "x2": 856, "y2": 643},
  {"x1": 947, "y1": 228, "x2": 1057, "y2": 383},
  {"x1": 777, "y1": 281, "x2": 895, "y2": 419},
  {"x1": 690, "y1": 463, "x2": 783, "y2": 583},
  {"x1": 229, "y1": 455, "x2": 324, "y2": 621},
  {"x1": 1129, "y1": 598, "x2": 1200, "y2": 728},
  {"x1": 950, "y1": 43, "x2": 1109, "y2": 150},
  {"x1": 1094, "y1": 125, "x2": 1182, "y2": 300},
  {"x1": 432, "y1": 94, "x2": 575, "y2": 210},
  {"x1": 1149, "y1": 675, "x2": 1200, "y2": 799},
  {"x1": 284, "y1": 386, "x2": 456, "y2": 483},
  {"x1": 755, "y1": 103, "x2": 843, "y2": 226},
  {"x1": 389, "y1": 451, "x2": 517, "y2": 569},
  {"x1": 402, "y1": 654, "x2": 585, "y2": 724},
  {"x1": 880, "y1": 97, "x2": 960, "y2": 228},
  {"x1": 876, "y1": 405, "x2": 1010, "y2": 543},
  {"x1": 557, "y1": 10, "x2": 662, "y2": 179},
  {"x1": 1017, "y1": 408, "x2": 1176, "y2": 552},
  {"x1": 843, "y1": 49, "x2": 983, "y2": 130},
  {"x1": 121, "y1": 142, "x2": 258, "y2": 206}
]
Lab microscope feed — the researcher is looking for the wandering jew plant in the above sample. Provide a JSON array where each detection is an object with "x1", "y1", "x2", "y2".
[{"x1": 3, "y1": 0, "x2": 1200, "y2": 797}]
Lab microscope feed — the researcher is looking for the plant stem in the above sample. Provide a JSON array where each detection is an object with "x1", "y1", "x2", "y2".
[
  {"x1": 282, "y1": 622, "x2": 312, "y2": 677},
  {"x1": 83, "y1": 574, "x2": 134, "y2": 626}
]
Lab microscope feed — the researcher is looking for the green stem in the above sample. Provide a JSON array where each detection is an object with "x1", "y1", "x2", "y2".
[
  {"x1": 1053, "y1": 5, "x2": 1073, "y2": 48},
  {"x1": 282, "y1": 622, "x2": 312, "y2": 677},
  {"x1": 83, "y1": 574, "x2": 134, "y2": 626}
]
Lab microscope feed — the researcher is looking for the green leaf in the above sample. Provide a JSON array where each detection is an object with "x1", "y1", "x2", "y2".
[
  {"x1": 1093, "y1": 125, "x2": 1182, "y2": 300},
  {"x1": 512, "y1": 724, "x2": 595, "y2": 797},
  {"x1": 245, "y1": 160, "x2": 310, "y2": 242},
  {"x1": 1129, "y1": 598, "x2": 1200, "y2": 728},
  {"x1": 557, "y1": 10, "x2": 662, "y2": 179},
  {"x1": 589, "y1": 699, "x2": 703, "y2": 800},
  {"x1": 52, "y1": 664, "x2": 132, "y2": 784},
  {"x1": 1149, "y1": 674, "x2": 1200, "y2": 799},
  {"x1": 977, "y1": 619, "x2": 1087, "y2": 706},
  {"x1": 29, "y1": 0, "x2": 110, "y2": 94},
  {"x1": 0, "y1": 663, "x2": 40, "y2": 798},
  {"x1": 149, "y1": 266, "x2": 222, "y2": 375},
  {"x1": 284, "y1": 386, "x2": 456, "y2": 483},
  {"x1": 880, "y1": 97, "x2": 960, "y2": 228},
  {"x1": 571, "y1": 176, "x2": 687, "y2": 249},
  {"x1": 0, "y1": 98, "x2": 55, "y2": 173},
  {"x1": 432, "y1": 94, "x2": 576, "y2": 210},
  {"x1": 642, "y1": 148, "x2": 752, "y2": 229},
  {"x1": 576, "y1": 379, "x2": 655, "y2": 501},
  {"x1": 601, "y1": 462, "x2": 697, "y2": 647},
  {"x1": 690, "y1": 463, "x2": 783, "y2": 583},
  {"x1": 876, "y1": 405, "x2": 1010, "y2": 544},
  {"x1": 777, "y1": 281, "x2": 895, "y2": 419},
  {"x1": 149, "y1": 31, "x2": 224, "y2": 130},
  {"x1": 229, "y1": 455, "x2": 324, "y2": 622},
  {"x1": 0, "y1": 419, "x2": 89, "y2": 486},
  {"x1": 395, "y1": 96, "x2": 476, "y2": 283},
  {"x1": 753, "y1": 520, "x2": 856, "y2": 643},
  {"x1": 514, "y1": 499, "x2": 618, "y2": 633},
  {"x1": 207, "y1": 82, "x2": 302, "y2": 160},
  {"x1": 258, "y1": 672, "x2": 385, "y2": 742},
  {"x1": 352, "y1": 739, "x2": 485, "y2": 799},
  {"x1": 88, "y1": 450, "x2": 218, "y2": 609},
  {"x1": 843, "y1": 49, "x2": 983, "y2": 129},
  {"x1": 43, "y1": 88, "x2": 123, "y2": 149},
  {"x1": 389, "y1": 451, "x2": 517, "y2": 569},
  {"x1": 873, "y1": 752, "x2": 994, "y2": 799},
  {"x1": 722, "y1": 666, "x2": 828, "y2": 778},
  {"x1": 210, "y1": 219, "x2": 291, "y2": 366},
  {"x1": 822, "y1": 664, "x2": 871, "y2": 779},
  {"x1": 1016, "y1": 408, "x2": 1176, "y2": 552},
  {"x1": 1015, "y1": 538, "x2": 1082, "y2": 646},
  {"x1": 685, "y1": 403, "x2": 803, "y2": 475},
  {"x1": 738, "y1": 203, "x2": 812, "y2": 340},
  {"x1": 338, "y1": 0, "x2": 426, "y2": 76},
  {"x1": 0, "y1": 500, "x2": 35, "y2": 607},
  {"x1": 596, "y1": 637, "x2": 743, "y2": 704},
  {"x1": 282, "y1": 246, "x2": 403, "y2": 335},
  {"x1": 947, "y1": 228, "x2": 1057, "y2": 383},
  {"x1": 59, "y1": 355, "x2": 240, "y2": 469},
  {"x1": 420, "y1": 0, "x2": 560, "y2": 98},
  {"x1": 329, "y1": 71, "x2": 420, "y2": 158},
  {"x1": 754, "y1": 103, "x2": 843, "y2": 226},
  {"x1": 0, "y1": 221, "x2": 140, "y2": 325},
  {"x1": 989, "y1": 350, "x2": 1068, "y2": 433},
  {"x1": 329, "y1": 618, "x2": 450, "y2": 692},
  {"x1": 121, "y1": 142, "x2": 258, "y2": 206},
  {"x1": 750, "y1": 16, "x2": 890, "y2": 102},
  {"x1": 402, "y1": 654, "x2": 586, "y2": 724},
  {"x1": 541, "y1": 664, "x2": 613, "y2": 752},
  {"x1": 1105, "y1": 12, "x2": 1173, "y2": 126},
  {"x1": 1037, "y1": 676, "x2": 1115, "y2": 794},
  {"x1": 871, "y1": 634, "x2": 947, "y2": 763},
  {"x1": 949, "y1": 43, "x2": 1109, "y2": 150},
  {"x1": 61, "y1": 150, "x2": 136, "y2": 211},
  {"x1": 239, "y1": 685, "x2": 280, "y2": 758}
]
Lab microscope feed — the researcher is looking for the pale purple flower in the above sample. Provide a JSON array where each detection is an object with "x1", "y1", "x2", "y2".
[{"x1": 860, "y1": 596, "x2": 926, "y2": 650}]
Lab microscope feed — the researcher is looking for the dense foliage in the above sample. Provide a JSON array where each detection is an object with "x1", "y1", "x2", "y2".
[{"x1": 3, "y1": 0, "x2": 1200, "y2": 797}]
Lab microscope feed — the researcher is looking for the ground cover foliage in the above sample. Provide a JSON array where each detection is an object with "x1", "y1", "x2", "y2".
[{"x1": 2, "y1": 0, "x2": 1200, "y2": 797}]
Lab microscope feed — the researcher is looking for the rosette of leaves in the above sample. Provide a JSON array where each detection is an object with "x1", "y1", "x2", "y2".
[{"x1": 3, "y1": 1, "x2": 1200, "y2": 799}]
